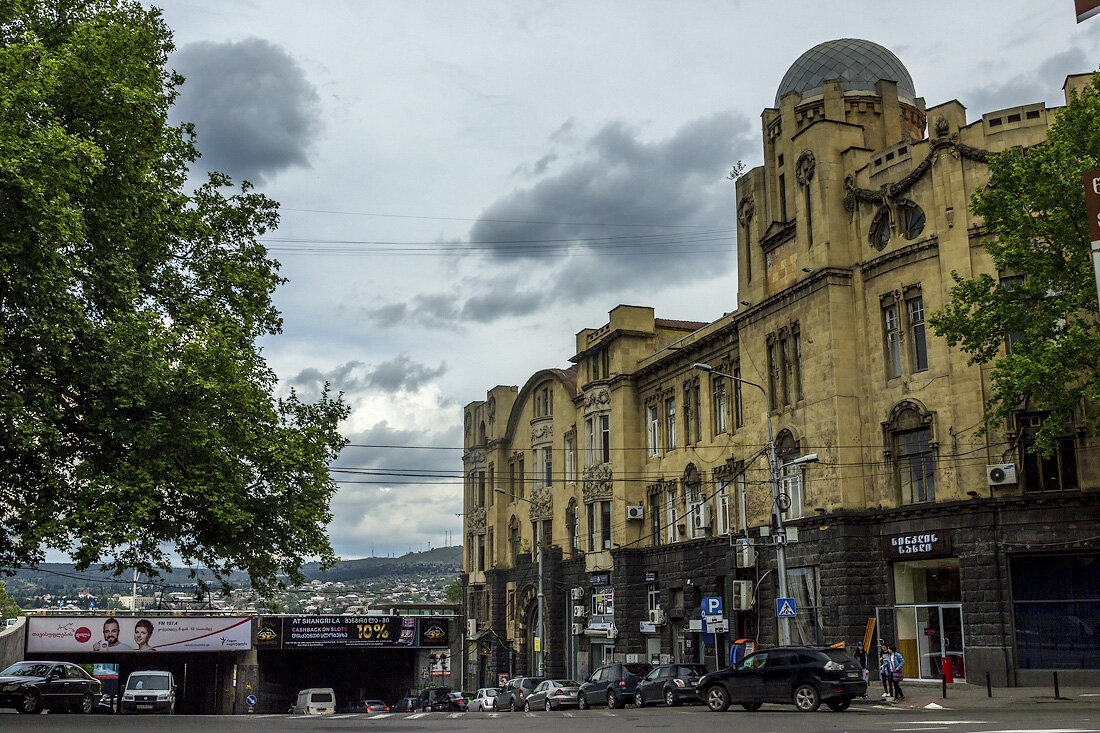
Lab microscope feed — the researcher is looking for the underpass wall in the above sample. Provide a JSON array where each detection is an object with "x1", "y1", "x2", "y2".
[{"x1": 0, "y1": 617, "x2": 25, "y2": 670}]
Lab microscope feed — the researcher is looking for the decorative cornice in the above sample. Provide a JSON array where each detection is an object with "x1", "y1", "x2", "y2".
[
  {"x1": 859, "y1": 237, "x2": 939, "y2": 282},
  {"x1": 582, "y1": 463, "x2": 613, "y2": 503},
  {"x1": 646, "y1": 477, "x2": 676, "y2": 497}
]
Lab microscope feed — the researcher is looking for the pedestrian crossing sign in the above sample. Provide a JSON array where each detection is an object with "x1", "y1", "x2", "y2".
[{"x1": 776, "y1": 598, "x2": 797, "y2": 617}]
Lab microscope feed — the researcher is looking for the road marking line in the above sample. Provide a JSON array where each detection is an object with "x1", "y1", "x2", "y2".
[
  {"x1": 372, "y1": 713, "x2": 392, "y2": 718},
  {"x1": 563, "y1": 712, "x2": 575, "y2": 717},
  {"x1": 405, "y1": 712, "x2": 429, "y2": 718}
]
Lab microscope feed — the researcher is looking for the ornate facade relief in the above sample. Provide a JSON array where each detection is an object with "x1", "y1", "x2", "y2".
[
  {"x1": 737, "y1": 195, "x2": 755, "y2": 227},
  {"x1": 468, "y1": 507, "x2": 486, "y2": 534},
  {"x1": 582, "y1": 463, "x2": 613, "y2": 503},
  {"x1": 795, "y1": 149, "x2": 816, "y2": 185},
  {"x1": 530, "y1": 421, "x2": 553, "y2": 443},
  {"x1": 529, "y1": 486, "x2": 553, "y2": 520},
  {"x1": 465, "y1": 448, "x2": 486, "y2": 466},
  {"x1": 583, "y1": 387, "x2": 610, "y2": 412}
]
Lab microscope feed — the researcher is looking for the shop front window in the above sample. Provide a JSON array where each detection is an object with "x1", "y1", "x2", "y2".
[
  {"x1": 1012, "y1": 553, "x2": 1100, "y2": 670},
  {"x1": 889, "y1": 558, "x2": 964, "y2": 680}
]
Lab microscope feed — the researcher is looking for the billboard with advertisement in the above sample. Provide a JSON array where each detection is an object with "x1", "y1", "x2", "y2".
[
  {"x1": 26, "y1": 616, "x2": 252, "y2": 653},
  {"x1": 255, "y1": 616, "x2": 450, "y2": 649}
]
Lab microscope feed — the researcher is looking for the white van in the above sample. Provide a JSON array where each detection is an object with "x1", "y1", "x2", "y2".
[
  {"x1": 292, "y1": 688, "x2": 336, "y2": 715},
  {"x1": 121, "y1": 670, "x2": 176, "y2": 714}
]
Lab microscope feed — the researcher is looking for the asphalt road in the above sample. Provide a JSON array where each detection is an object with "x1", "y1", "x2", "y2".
[{"x1": 3, "y1": 706, "x2": 1100, "y2": 732}]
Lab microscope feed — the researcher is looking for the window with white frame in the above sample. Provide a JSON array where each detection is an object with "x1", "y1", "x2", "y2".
[
  {"x1": 564, "y1": 437, "x2": 575, "y2": 482},
  {"x1": 665, "y1": 397, "x2": 677, "y2": 450},
  {"x1": 713, "y1": 377, "x2": 728, "y2": 434},
  {"x1": 666, "y1": 489, "x2": 680, "y2": 544},
  {"x1": 647, "y1": 404, "x2": 660, "y2": 457},
  {"x1": 777, "y1": 431, "x2": 804, "y2": 520},
  {"x1": 734, "y1": 365, "x2": 744, "y2": 428},
  {"x1": 600, "y1": 500, "x2": 612, "y2": 550},
  {"x1": 649, "y1": 490, "x2": 662, "y2": 546},
  {"x1": 599, "y1": 414, "x2": 611, "y2": 463},
  {"x1": 584, "y1": 417, "x2": 595, "y2": 466},
  {"x1": 540, "y1": 447, "x2": 552, "y2": 488},
  {"x1": 715, "y1": 475, "x2": 730, "y2": 535},
  {"x1": 647, "y1": 583, "x2": 660, "y2": 612}
]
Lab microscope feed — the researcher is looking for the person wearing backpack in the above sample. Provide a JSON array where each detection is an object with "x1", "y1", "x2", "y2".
[{"x1": 885, "y1": 644, "x2": 905, "y2": 701}]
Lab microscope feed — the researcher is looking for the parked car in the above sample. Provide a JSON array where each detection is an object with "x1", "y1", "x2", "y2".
[
  {"x1": 344, "y1": 698, "x2": 390, "y2": 712},
  {"x1": 578, "y1": 662, "x2": 652, "y2": 709},
  {"x1": 634, "y1": 663, "x2": 709, "y2": 707},
  {"x1": 292, "y1": 687, "x2": 336, "y2": 715},
  {"x1": 121, "y1": 670, "x2": 176, "y2": 714},
  {"x1": 415, "y1": 686, "x2": 462, "y2": 711},
  {"x1": 697, "y1": 646, "x2": 866, "y2": 713},
  {"x1": 0, "y1": 660, "x2": 103, "y2": 714},
  {"x1": 497, "y1": 676, "x2": 545, "y2": 712},
  {"x1": 525, "y1": 679, "x2": 581, "y2": 711},
  {"x1": 466, "y1": 688, "x2": 498, "y2": 711},
  {"x1": 395, "y1": 695, "x2": 417, "y2": 712}
]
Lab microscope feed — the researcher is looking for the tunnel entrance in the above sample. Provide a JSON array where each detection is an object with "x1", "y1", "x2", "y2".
[{"x1": 257, "y1": 647, "x2": 419, "y2": 713}]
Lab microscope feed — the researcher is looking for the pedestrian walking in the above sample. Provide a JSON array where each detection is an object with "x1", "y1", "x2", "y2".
[
  {"x1": 878, "y1": 644, "x2": 891, "y2": 698},
  {"x1": 885, "y1": 644, "x2": 905, "y2": 701},
  {"x1": 854, "y1": 641, "x2": 869, "y2": 698}
]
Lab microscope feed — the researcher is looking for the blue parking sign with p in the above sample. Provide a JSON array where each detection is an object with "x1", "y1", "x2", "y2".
[{"x1": 702, "y1": 596, "x2": 723, "y2": 616}]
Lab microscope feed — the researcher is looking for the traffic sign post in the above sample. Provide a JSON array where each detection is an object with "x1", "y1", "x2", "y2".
[
  {"x1": 776, "y1": 598, "x2": 797, "y2": 618},
  {"x1": 701, "y1": 596, "x2": 725, "y2": 670}
]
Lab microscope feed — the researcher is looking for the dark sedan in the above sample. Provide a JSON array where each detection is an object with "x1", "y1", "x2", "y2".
[
  {"x1": 0, "y1": 660, "x2": 103, "y2": 714},
  {"x1": 697, "y1": 646, "x2": 866, "y2": 713},
  {"x1": 634, "y1": 663, "x2": 709, "y2": 707}
]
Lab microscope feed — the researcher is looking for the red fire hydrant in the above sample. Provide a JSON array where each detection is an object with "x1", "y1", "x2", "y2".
[{"x1": 941, "y1": 656, "x2": 954, "y2": 683}]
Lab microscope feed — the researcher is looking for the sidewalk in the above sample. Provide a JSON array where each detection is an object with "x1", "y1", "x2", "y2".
[{"x1": 856, "y1": 680, "x2": 1100, "y2": 711}]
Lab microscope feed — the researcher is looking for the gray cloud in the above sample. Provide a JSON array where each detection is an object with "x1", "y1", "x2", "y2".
[
  {"x1": 963, "y1": 47, "x2": 1090, "y2": 116},
  {"x1": 289, "y1": 355, "x2": 447, "y2": 398},
  {"x1": 170, "y1": 38, "x2": 321, "y2": 183},
  {"x1": 365, "y1": 111, "x2": 756, "y2": 328}
]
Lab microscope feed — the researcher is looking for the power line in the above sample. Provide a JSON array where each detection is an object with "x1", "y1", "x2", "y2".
[{"x1": 281, "y1": 207, "x2": 727, "y2": 229}]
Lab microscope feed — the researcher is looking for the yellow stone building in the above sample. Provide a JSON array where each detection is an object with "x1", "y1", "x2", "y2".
[{"x1": 463, "y1": 39, "x2": 1100, "y2": 690}]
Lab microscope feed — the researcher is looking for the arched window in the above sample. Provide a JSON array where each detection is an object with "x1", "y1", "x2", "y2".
[
  {"x1": 775, "y1": 429, "x2": 804, "y2": 520},
  {"x1": 870, "y1": 208, "x2": 891, "y2": 250},
  {"x1": 884, "y1": 402, "x2": 936, "y2": 504},
  {"x1": 898, "y1": 202, "x2": 926, "y2": 240}
]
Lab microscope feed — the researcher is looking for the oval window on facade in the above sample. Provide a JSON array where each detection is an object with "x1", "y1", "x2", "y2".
[
  {"x1": 870, "y1": 208, "x2": 891, "y2": 250},
  {"x1": 899, "y1": 203, "x2": 926, "y2": 240}
]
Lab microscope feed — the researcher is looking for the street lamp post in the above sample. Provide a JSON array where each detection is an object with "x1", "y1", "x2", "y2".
[
  {"x1": 494, "y1": 487, "x2": 545, "y2": 676},
  {"x1": 693, "y1": 363, "x2": 817, "y2": 647}
]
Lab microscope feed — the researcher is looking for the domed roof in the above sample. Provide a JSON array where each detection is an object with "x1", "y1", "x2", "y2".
[{"x1": 775, "y1": 38, "x2": 915, "y2": 107}]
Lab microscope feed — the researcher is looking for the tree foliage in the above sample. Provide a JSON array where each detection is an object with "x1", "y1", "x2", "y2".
[
  {"x1": 929, "y1": 72, "x2": 1100, "y2": 454},
  {"x1": 444, "y1": 577, "x2": 463, "y2": 604},
  {"x1": 0, "y1": 580, "x2": 19, "y2": 621},
  {"x1": 0, "y1": 0, "x2": 348, "y2": 593}
]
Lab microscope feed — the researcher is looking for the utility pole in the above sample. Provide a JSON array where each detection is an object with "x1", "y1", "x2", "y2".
[{"x1": 693, "y1": 363, "x2": 817, "y2": 646}]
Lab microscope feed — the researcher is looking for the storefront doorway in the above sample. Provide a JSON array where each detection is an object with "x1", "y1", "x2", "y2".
[{"x1": 878, "y1": 556, "x2": 966, "y2": 680}]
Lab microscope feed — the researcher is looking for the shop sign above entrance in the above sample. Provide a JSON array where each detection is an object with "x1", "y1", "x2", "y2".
[{"x1": 883, "y1": 530, "x2": 951, "y2": 559}]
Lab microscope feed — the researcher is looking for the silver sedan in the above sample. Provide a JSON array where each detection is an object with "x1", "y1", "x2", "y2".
[
  {"x1": 525, "y1": 679, "x2": 581, "y2": 711},
  {"x1": 466, "y1": 688, "x2": 498, "y2": 712}
]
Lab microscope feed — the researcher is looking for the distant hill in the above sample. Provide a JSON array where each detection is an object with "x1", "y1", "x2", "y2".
[{"x1": 3, "y1": 546, "x2": 462, "y2": 601}]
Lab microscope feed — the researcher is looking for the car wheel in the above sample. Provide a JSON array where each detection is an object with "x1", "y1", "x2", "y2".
[
  {"x1": 740, "y1": 701, "x2": 763, "y2": 711},
  {"x1": 578, "y1": 693, "x2": 589, "y2": 710},
  {"x1": 826, "y1": 698, "x2": 851, "y2": 712},
  {"x1": 606, "y1": 691, "x2": 621, "y2": 709},
  {"x1": 524, "y1": 700, "x2": 531, "y2": 712},
  {"x1": 545, "y1": 699, "x2": 553, "y2": 712},
  {"x1": 664, "y1": 688, "x2": 677, "y2": 707},
  {"x1": 506, "y1": 698, "x2": 514, "y2": 712},
  {"x1": 705, "y1": 684, "x2": 730, "y2": 713},
  {"x1": 793, "y1": 683, "x2": 821, "y2": 712},
  {"x1": 80, "y1": 693, "x2": 95, "y2": 714},
  {"x1": 18, "y1": 689, "x2": 41, "y2": 714},
  {"x1": 634, "y1": 691, "x2": 645, "y2": 708}
]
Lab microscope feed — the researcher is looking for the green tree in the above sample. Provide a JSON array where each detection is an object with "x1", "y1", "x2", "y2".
[
  {"x1": 0, "y1": 580, "x2": 19, "y2": 621},
  {"x1": 930, "y1": 72, "x2": 1100, "y2": 455},
  {"x1": 0, "y1": 0, "x2": 348, "y2": 593},
  {"x1": 444, "y1": 577, "x2": 463, "y2": 604}
]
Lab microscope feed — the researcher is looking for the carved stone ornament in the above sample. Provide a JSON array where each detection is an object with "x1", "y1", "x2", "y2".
[
  {"x1": 795, "y1": 149, "x2": 816, "y2": 186},
  {"x1": 468, "y1": 507, "x2": 486, "y2": 534},
  {"x1": 583, "y1": 387, "x2": 610, "y2": 412},
  {"x1": 465, "y1": 448, "x2": 486, "y2": 466},
  {"x1": 531, "y1": 423, "x2": 553, "y2": 442},
  {"x1": 582, "y1": 463, "x2": 613, "y2": 503},
  {"x1": 529, "y1": 486, "x2": 553, "y2": 521},
  {"x1": 737, "y1": 195, "x2": 755, "y2": 227},
  {"x1": 934, "y1": 116, "x2": 950, "y2": 138}
]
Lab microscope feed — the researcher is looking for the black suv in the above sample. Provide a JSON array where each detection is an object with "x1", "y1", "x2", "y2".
[
  {"x1": 578, "y1": 662, "x2": 652, "y2": 709},
  {"x1": 698, "y1": 646, "x2": 866, "y2": 713},
  {"x1": 497, "y1": 677, "x2": 544, "y2": 712},
  {"x1": 634, "y1": 663, "x2": 709, "y2": 707},
  {"x1": 415, "y1": 687, "x2": 460, "y2": 712}
]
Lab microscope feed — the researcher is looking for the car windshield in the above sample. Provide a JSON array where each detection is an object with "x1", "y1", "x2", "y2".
[
  {"x1": 365, "y1": 700, "x2": 386, "y2": 705},
  {"x1": 1, "y1": 662, "x2": 52, "y2": 677},
  {"x1": 822, "y1": 649, "x2": 849, "y2": 663},
  {"x1": 127, "y1": 674, "x2": 170, "y2": 690},
  {"x1": 553, "y1": 680, "x2": 579, "y2": 687}
]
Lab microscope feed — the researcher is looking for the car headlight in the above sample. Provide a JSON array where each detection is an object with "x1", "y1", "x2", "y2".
[
  {"x1": 823, "y1": 660, "x2": 844, "y2": 671},
  {"x1": 156, "y1": 693, "x2": 171, "y2": 701},
  {"x1": 122, "y1": 693, "x2": 135, "y2": 701},
  {"x1": 2, "y1": 682, "x2": 21, "y2": 692}
]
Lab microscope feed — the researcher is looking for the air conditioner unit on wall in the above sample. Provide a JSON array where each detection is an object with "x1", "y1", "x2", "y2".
[
  {"x1": 732, "y1": 580, "x2": 753, "y2": 611},
  {"x1": 987, "y1": 463, "x2": 1017, "y2": 486},
  {"x1": 467, "y1": 619, "x2": 477, "y2": 636},
  {"x1": 570, "y1": 587, "x2": 585, "y2": 600},
  {"x1": 571, "y1": 623, "x2": 584, "y2": 636},
  {"x1": 648, "y1": 609, "x2": 667, "y2": 625},
  {"x1": 573, "y1": 605, "x2": 588, "y2": 618},
  {"x1": 626, "y1": 505, "x2": 644, "y2": 521}
]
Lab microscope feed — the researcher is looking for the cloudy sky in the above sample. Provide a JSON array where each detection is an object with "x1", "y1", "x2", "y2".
[{"x1": 151, "y1": 0, "x2": 1100, "y2": 560}]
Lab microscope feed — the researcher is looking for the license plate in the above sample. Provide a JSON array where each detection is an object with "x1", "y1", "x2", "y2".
[
  {"x1": 137, "y1": 704, "x2": 153, "y2": 709},
  {"x1": 846, "y1": 672, "x2": 860, "y2": 678}
]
